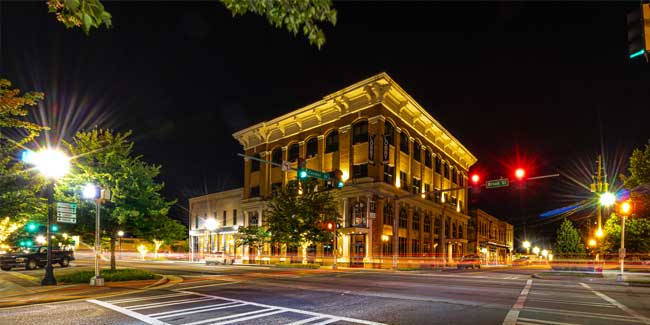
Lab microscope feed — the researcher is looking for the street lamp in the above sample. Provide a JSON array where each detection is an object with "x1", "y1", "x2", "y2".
[
  {"x1": 541, "y1": 249, "x2": 548, "y2": 259},
  {"x1": 22, "y1": 148, "x2": 70, "y2": 286},
  {"x1": 522, "y1": 240, "x2": 531, "y2": 255},
  {"x1": 532, "y1": 246, "x2": 540, "y2": 256},
  {"x1": 117, "y1": 230, "x2": 124, "y2": 260},
  {"x1": 599, "y1": 192, "x2": 616, "y2": 207},
  {"x1": 617, "y1": 200, "x2": 632, "y2": 282},
  {"x1": 83, "y1": 183, "x2": 105, "y2": 286},
  {"x1": 588, "y1": 239, "x2": 597, "y2": 247}
]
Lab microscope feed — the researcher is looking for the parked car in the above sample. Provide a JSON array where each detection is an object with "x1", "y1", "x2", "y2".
[
  {"x1": 0, "y1": 246, "x2": 75, "y2": 271},
  {"x1": 457, "y1": 255, "x2": 481, "y2": 269},
  {"x1": 512, "y1": 256, "x2": 531, "y2": 266}
]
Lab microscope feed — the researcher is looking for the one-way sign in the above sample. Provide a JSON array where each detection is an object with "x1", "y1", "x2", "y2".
[{"x1": 57, "y1": 202, "x2": 77, "y2": 224}]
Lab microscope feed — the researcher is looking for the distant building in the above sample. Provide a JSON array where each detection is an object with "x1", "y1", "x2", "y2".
[
  {"x1": 189, "y1": 72, "x2": 477, "y2": 267},
  {"x1": 468, "y1": 209, "x2": 514, "y2": 265}
]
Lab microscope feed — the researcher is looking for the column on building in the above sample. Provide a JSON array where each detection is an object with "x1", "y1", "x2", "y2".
[{"x1": 338, "y1": 125, "x2": 351, "y2": 182}]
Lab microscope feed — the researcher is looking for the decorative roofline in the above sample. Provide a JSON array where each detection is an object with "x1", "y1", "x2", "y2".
[{"x1": 232, "y1": 72, "x2": 477, "y2": 170}]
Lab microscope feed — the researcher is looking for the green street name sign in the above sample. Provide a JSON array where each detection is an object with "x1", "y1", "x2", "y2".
[
  {"x1": 306, "y1": 169, "x2": 330, "y2": 180},
  {"x1": 486, "y1": 178, "x2": 509, "y2": 189}
]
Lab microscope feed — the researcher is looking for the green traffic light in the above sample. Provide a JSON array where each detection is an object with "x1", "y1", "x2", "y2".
[
  {"x1": 26, "y1": 240, "x2": 33, "y2": 246},
  {"x1": 26, "y1": 222, "x2": 38, "y2": 232},
  {"x1": 51, "y1": 224, "x2": 59, "y2": 232},
  {"x1": 630, "y1": 49, "x2": 645, "y2": 59},
  {"x1": 299, "y1": 170, "x2": 308, "y2": 179},
  {"x1": 19, "y1": 241, "x2": 25, "y2": 247},
  {"x1": 337, "y1": 181, "x2": 344, "y2": 188}
]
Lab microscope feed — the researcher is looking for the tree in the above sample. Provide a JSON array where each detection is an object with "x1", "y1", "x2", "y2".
[
  {"x1": 137, "y1": 218, "x2": 187, "y2": 259},
  {"x1": 46, "y1": 0, "x2": 337, "y2": 48},
  {"x1": 57, "y1": 129, "x2": 175, "y2": 270},
  {"x1": 0, "y1": 78, "x2": 48, "y2": 246},
  {"x1": 236, "y1": 225, "x2": 271, "y2": 262},
  {"x1": 601, "y1": 214, "x2": 650, "y2": 253},
  {"x1": 553, "y1": 219, "x2": 586, "y2": 257},
  {"x1": 265, "y1": 179, "x2": 339, "y2": 260}
]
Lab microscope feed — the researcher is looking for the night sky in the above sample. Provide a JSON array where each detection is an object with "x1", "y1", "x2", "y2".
[{"x1": 2, "y1": 2, "x2": 650, "y2": 246}]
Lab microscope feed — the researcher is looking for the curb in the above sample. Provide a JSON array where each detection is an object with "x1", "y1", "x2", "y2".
[
  {"x1": 146, "y1": 274, "x2": 183, "y2": 290},
  {"x1": 532, "y1": 273, "x2": 650, "y2": 287}
]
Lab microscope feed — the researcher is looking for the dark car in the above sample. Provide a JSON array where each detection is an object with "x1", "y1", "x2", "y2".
[
  {"x1": 457, "y1": 255, "x2": 481, "y2": 269},
  {"x1": 0, "y1": 246, "x2": 74, "y2": 271}
]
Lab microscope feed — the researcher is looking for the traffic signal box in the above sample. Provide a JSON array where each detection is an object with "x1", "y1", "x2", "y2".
[{"x1": 628, "y1": 4, "x2": 650, "y2": 59}]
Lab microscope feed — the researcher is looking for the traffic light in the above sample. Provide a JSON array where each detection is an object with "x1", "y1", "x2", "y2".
[
  {"x1": 619, "y1": 200, "x2": 632, "y2": 216},
  {"x1": 328, "y1": 169, "x2": 344, "y2": 189},
  {"x1": 326, "y1": 222, "x2": 334, "y2": 231},
  {"x1": 51, "y1": 224, "x2": 59, "y2": 233},
  {"x1": 470, "y1": 174, "x2": 481, "y2": 194},
  {"x1": 515, "y1": 168, "x2": 526, "y2": 180},
  {"x1": 297, "y1": 158, "x2": 307, "y2": 179},
  {"x1": 627, "y1": 4, "x2": 650, "y2": 59},
  {"x1": 26, "y1": 222, "x2": 38, "y2": 232}
]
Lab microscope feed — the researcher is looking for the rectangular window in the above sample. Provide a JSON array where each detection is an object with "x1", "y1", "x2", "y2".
[
  {"x1": 424, "y1": 151, "x2": 432, "y2": 168},
  {"x1": 222, "y1": 211, "x2": 227, "y2": 226},
  {"x1": 384, "y1": 123, "x2": 395, "y2": 145},
  {"x1": 424, "y1": 240, "x2": 431, "y2": 254},
  {"x1": 412, "y1": 214, "x2": 420, "y2": 231},
  {"x1": 399, "y1": 237, "x2": 407, "y2": 256},
  {"x1": 412, "y1": 239, "x2": 419, "y2": 255},
  {"x1": 325, "y1": 132, "x2": 339, "y2": 153},
  {"x1": 194, "y1": 216, "x2": 199, "y2": 229},
  {"x1": 424, "y1": 216, "x2": 431, "y2": 233},
  {"x1": 400, "y1": 171, "x2": 407, "y2": 188},
  {"x1": 353, "y1": 122, "x2": 369, "y2": 144},
  {"x1": 249, "y1": 212, "x2": 259, "y2": 226},
  {"x1": 424, "y1": 183, "x2": 431, "y2": 196},
  {"x1": 251, "y1": 155, "x2": 260, "y2": 172},
  {"x1": 382, "y1": 236, "x2": 393, "y2": 255},
  {"x1": 353, "y1": 164, "x2": 368, "y2": 178},
  {"x1": 435, "y1": 156, "x2": 441, "y2": 173},
  {"x1": 288, "y1": 143, "x2": 300, "y2": 162},
  {"x1": 444, "y1": 163, "x2": 450, "y2": 179},
  {"x1": 434, "y1": 188, "x2": 441, "y2": 203},
  {"x1": 411, "y1": 178, "x2": 421, "y2": 195},
  {"x1": 399, "y1": 208, "x2": 408, "y2": 228},
  {"x1": 413, "y1": 142, "x2": 421, "y2": 161},
  {"x1": 233, "y1": 209, "x2": 237, "y2": 225},
  {"x1": 249, "y1": 186, "x2": 260, "y2": 198},
  {"x1": 383, "y1": 203, "x2": 393, "y2": 226},
  {"x1": 383, "y1": 165, "x2": 394, "y2": 184},
  {"x1": 272, "y1": 149, "x2": 282, "y2": 164},
  {"x1": 306, "y1": 138, "x2": 318, "y2": 158}
]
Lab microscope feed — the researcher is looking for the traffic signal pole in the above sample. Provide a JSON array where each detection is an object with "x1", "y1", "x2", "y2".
[{"x1": 41, "y1": 181, "x2": 56, "y2": 286}]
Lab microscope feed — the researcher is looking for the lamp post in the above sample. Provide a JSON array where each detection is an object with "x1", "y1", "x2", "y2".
[
  {"x1": 617, "y1": 201, "x2": 632, "y2": 282},
  {"x1": 522, "y1": 240, "x2": 531, "y2": 255},
  {"x1": 117, "y1": 231, "x2": 124, "y2": 259},
  {"x1": 23, "y1": 148, "x2": 70, "y2": 286},
  {"x1": 83, "y1": 183, "x2": 106, "y2": 286},
  {"x1": 532, "y1": 246, "x2": 540, "y2": 257}
]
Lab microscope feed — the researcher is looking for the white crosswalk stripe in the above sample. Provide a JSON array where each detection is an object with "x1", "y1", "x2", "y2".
[{"x1": 90, "y1": 289, "x2": 385, "y2": 325}]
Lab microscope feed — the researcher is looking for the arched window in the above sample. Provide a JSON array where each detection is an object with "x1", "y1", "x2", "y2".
[
  {"x1": 306, "y1": 137, "x2": 318, "y2": 158},
  {"x1": 400, "y1": 132, "x2": 409, "y2": 153},
  {"x1": 384, "y1": 122, "x2": 395, "y2": 145},
  {"x1": 325, "y1": 131, "x2": 338, "y2": 153},
  {"x1": 271, "y1": 147, "x2": 282, "y2": 164},
  {"x1": 352, "y1": 121, "x2": 368, "y2": 144},
  {"x1": 413, "y1": 141, "x2": 421, "y2": 162},
  {"x1": 288, "y1": 143, "x2": 300, "y2": 162}
]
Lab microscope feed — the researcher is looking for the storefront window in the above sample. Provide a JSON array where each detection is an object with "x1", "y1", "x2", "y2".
[{"x1": 349, "y1": 198, "x2": 367, "y2": 227}]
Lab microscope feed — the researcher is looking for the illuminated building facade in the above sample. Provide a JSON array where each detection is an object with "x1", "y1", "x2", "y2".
[
  {"x1": 190, "y1": 73, "x2": 477, "y2": 267},
  {"x1": 468, "y1": 209, "x2": 514, "y2": 265}
]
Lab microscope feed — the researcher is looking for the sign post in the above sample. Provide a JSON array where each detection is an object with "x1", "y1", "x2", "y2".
[{"x1": 56, "y1": 202, "x2": 77, "y2": 224}]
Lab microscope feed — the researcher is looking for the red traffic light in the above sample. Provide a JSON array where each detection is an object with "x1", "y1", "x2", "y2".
[
  {"x1": 515, "y1": 168, "x2": 525, "y2": 180},
  {"x1": 471, "y1": 174, "x2": 480, "y2": 184},
  {"x1": 326, "y1": 222, "x2": 334, "y2": 231}
]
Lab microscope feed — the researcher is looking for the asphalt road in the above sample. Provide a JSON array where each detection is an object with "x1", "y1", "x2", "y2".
[{"x1": 3, "y1": 260, "x2": 650, "y2": 325}]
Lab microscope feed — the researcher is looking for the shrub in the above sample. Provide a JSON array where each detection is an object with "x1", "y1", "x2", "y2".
[{"x1": 58, "y1": 268, "x2": 156, "y2": 284}]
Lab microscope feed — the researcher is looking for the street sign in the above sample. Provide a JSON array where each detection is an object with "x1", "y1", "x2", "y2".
[
  {"x1": 306, "y1": 169, "x2": 330, "y2": 180},
  {"x1": 56, "y1": 202, "x2": 77, "y2": 224},
  {"x1": 281, "y1": 160, "x2": 291, "y2": 172},
  {"x1": 486, "y1": 178, "x2": 509, "y2": 189}
]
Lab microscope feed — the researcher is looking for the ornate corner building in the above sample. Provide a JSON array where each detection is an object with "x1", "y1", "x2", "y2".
[{"x1": 189, "y1": 72, "x2": 478, "y2": 267}]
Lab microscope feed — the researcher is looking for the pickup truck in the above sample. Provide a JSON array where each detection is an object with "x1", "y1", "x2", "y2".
[{"x1": 0, "y1": 246, "x2": 75, "y2": 271}]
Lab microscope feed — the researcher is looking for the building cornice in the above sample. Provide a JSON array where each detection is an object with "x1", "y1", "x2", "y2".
[{"x1": 232, "y1": 72, "x2": 477, "y2": 170}]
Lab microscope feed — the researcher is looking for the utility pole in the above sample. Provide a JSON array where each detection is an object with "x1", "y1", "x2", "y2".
[{"x1": 590, "y1": 155, "x2": 608, "y2": 237}]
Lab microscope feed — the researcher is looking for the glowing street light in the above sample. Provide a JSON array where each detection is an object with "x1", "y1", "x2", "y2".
[
  {"x1": 599, "y1": 192, "x2": 616, "y2": 207},
  {"x1": 595, "y1": 228, "x2": 604, "y2": 238},
  {"x1": 532, "y1": 246, "x2": 540, "y2": 256},
  {"x1": 617, "y1": 200, "x2": 633, "y2": 282},
  {"x1": 22, "y1": 148, "x2": 70, "y2": 286},
  {"x1": 522, "y1": 240, "x2": 531, "y2": 254},
  {"x1": 36, "y1": 235, "x2": 46, "y2": 244},
  {"x1": 588, "y1": 239, "x2": 597, "y2": 247},
  {"x1": 541, "y1": 249, "x2": 548, "y2": 258}
]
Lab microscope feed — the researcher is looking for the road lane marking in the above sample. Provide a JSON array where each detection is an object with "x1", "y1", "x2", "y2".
[
  {"x1": 311, "y1": 318, "x2": 342, "y2": 325},
  {"x1": 179, "y1": 281, "x2": 243, "y2": 290},
  {"x1": 177, "y1": 290, "x2": 386, "y2": 325},
  {"x1": 523, "y1": 306, "x2": 642, "y2": 322},
  {"x1": 503, "y1": 279, "x2": 533, "y2": 325},
  {"x1": 517, "y1": 317, "x2": 578, "y2": 325},
  {"x1": 183, "y1": 308, "x2": 277, "y2": 325},
  {"x1": 87, "y1": 299, "x2": 169, "y2": 325},
  {"x1": 147, "y1": 301, "x2": 241, "y2": 317},
  {"x1": 156, "y1": 303, "x2": 247, "y2": 319},
  {"x1": 527, "y1": 297, "x2": 615, "y2": 307},
  {"x1": 129, "y1": 297, "x2": 216, "y2": 310},
  {"x1": 108, "y1": 292, "x2": 190, "y2": 304},
  {"x1": 580, "y1": 282, "x2": 650, "y2": 324},
  {"x1": 286, "y1": 316, "x2": 326, "y2": 325},
  {"x1": 212, "y1": 309, "x2": 288, "y2": 324}
]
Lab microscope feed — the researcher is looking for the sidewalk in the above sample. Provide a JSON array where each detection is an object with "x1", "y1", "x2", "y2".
[
  {"x1": 533, "y1": 270, "x2": 650, "y2": 287},
  {"x1": 0, "y1": 270, "x2": 178, "y2": 308}
]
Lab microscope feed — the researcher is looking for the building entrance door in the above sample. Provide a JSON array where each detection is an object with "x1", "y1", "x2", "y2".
[{"x1": 349, "y1": 234, "x2": 365, "y2": 267}]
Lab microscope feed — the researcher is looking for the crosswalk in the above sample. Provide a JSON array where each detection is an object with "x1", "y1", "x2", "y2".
[
  {"x1": 513, "y1": 281, "x2": 650, "y2": 325},
  {"x1": 89, "y1": 290, "x2": 384, "y2": 325}
]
